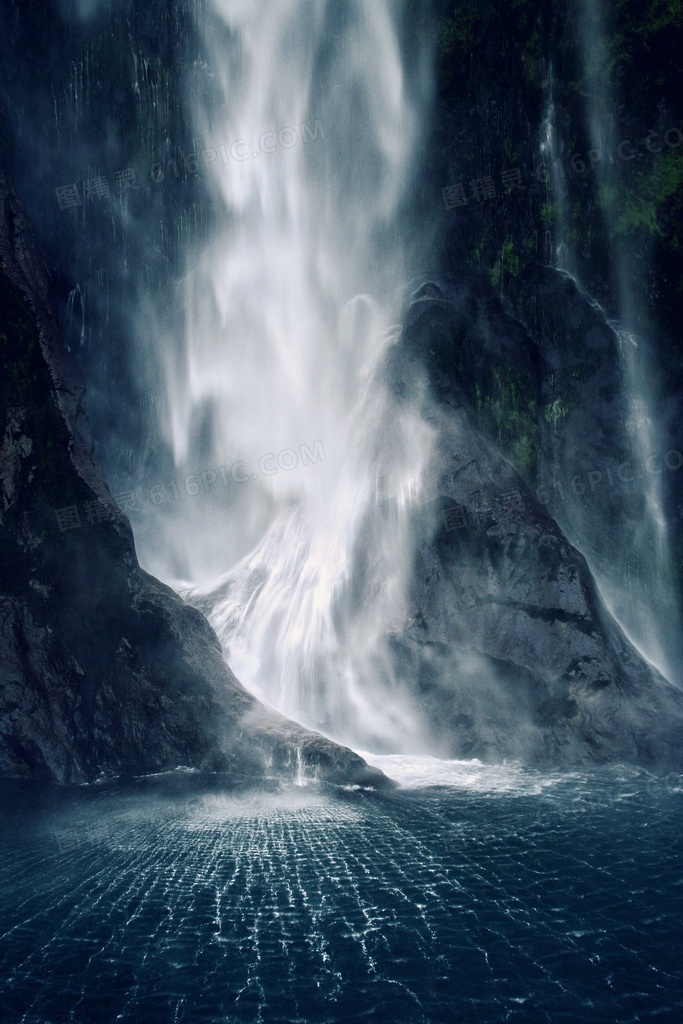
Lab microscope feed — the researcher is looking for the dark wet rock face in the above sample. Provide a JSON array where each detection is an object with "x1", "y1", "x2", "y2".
[
  {"x1": 0, "y1": 163, "x2": 389, "y2": 789},
  {"x1": 369, "y1": 275, "x2": 683, "y2": 769}
]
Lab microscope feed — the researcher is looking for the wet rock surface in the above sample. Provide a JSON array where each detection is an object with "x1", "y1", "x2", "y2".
[
  {"x1": 375, "y1": 275, "x2": 683, "y2": 768},
  {"x1": 0, "y1": 162, "x2": 388, "y2": 789}
]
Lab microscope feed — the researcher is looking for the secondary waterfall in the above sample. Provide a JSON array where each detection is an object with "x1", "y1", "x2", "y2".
[
  {"x1": 537, "y1": 0, "x2": 681, "y2": 685},
  {"x1": 138, "y1": 0, "x2": 437, "y2": 748},
  {"x1": 539, "y1": 68, "x2": 574, "y2": 276},
  {"x1": 580, "y1": 0, "x2": 680, "y2": 685}
]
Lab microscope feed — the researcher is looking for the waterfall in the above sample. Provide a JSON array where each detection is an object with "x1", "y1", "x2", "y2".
[
  {"x1": 539, "y1": 67, "x2": 574, "y2": 275},
  {"x1": 579, "y1": 0, "x2": 680, "y2": 684},
  {"x1": 135, "y1": 0, "x2": 437, "y2": 748},
  {"x1": 538, "y1": 0, "x2": 681, "y2": 684}
]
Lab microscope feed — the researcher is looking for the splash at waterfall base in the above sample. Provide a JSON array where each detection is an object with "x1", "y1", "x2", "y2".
[{"x1": 184, "y1": 270, "x2": 683, "y2": 771}]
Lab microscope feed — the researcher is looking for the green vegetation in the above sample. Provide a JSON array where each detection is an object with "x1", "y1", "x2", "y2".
[
  {"x1": 565, "y1": 200, "x2": 598, "y2": 254},
  {"x1": 606, "y1": 0, "x2": 682, "y2": 72},
  {"x1": 567, "y1": 79, "x2": 585, "y2": 94},
  {"x1": 614, "y1": 0, "x2": 682, "y2": 43},
  {"x1": 522, "y1": 231, "x2": 539, "y2": 254},
  {"x1": 540, "y1": 201, "x2": 556, "y2": 226},
  {"x1": 490, "y1": 239, "x2": 522, "y2": 287},
  {"x1": 507, "y1": 0, "x2": 543, "y2": 86},
  {"x1": 598, "y1": 152, "x2": 683, "y2": 238},
  {"x1": 472, "y1": 366, "x2": 539, "y2": 481},
  {"x1": 542, "y1": 396, "x2": 572, "y2": 427},
  {"x1": 502, "y1": 239, "x2": 521, "y2": 276},
  {"x1": 437, "y1": 1, "x2": 484, "y2": 87},
  {"x1": 510, "y1": 432, "x2": 537, "y2": 480},
  {"x1": 520, "y1": 29, "x2": 542, "y2": 86}
]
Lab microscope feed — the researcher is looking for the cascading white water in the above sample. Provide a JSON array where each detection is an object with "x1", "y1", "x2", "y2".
[
  {"x1": 539, "y1": 69, "x2": 574, "y2": 275},
  {"x1": 608, "y1": 323, "x2": 677, "y2": 680},
  {"x1": 138, "y1": 0, "x2": 437, "y2": 748},
  {"x1": 580, "y1": 0, "x2": 679, "y2": 684}
]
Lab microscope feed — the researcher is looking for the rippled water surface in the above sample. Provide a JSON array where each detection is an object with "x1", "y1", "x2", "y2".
[{"x1": 1, "y1": 763, "x2": 681, "y2": 1023}]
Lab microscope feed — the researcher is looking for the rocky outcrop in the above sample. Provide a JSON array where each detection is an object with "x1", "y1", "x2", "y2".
[
  {"x1": 0, "y1": 162, "x2": 389, "y2": 788},
  {"x1": 371, "y1": 275, "x2": 683, "y2": 767},
  {"x1": 510, "y1": 266, "x2": 683, "y2": 682},
  {"x1": 429, "y1": 0, "x2": 683, "y2": 620}
]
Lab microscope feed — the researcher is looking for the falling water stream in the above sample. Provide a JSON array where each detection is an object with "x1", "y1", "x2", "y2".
[
  {"x1": 539, "y1": 65, "x2": 574, "y2": 275},
  {"x1": 140, "y1": 0, "x2": 437, "y2": 747},
  {"x1": 133, "y1": 0, "x2": 682, "y2": 755},
  {"x1": 537, "y1": 0, "x2": 681, "y2": 685}
]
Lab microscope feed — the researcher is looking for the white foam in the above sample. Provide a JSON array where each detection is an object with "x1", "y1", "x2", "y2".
[{"x1": 357, "y1": 752, "x2": 556, "y2": 794}]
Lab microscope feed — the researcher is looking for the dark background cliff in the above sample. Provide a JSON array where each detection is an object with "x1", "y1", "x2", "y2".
[
  {"x1": 426, "y1": 0, "x2": 683, "y2": 606},
  {"x1": 0, "y1": 0, "x2": 680, "y2": 600}
]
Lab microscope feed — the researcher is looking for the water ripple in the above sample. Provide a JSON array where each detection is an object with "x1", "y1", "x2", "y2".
[{"x1": 0, "y1": 770, "x2": 681, "y2": 1023}]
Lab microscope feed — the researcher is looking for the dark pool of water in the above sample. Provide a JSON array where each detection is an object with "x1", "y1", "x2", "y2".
[{"x1": 0, "y1": 764, "x2": 681, "y2": 1023}]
